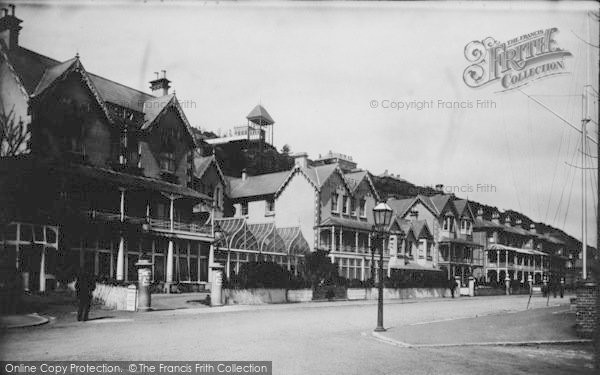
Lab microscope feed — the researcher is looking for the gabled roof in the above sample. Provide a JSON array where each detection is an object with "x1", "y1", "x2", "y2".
[
  {"x1": 32, "y1": 57, "x2": 78, "y2": 97},
  {"x1": 411, "y1": 220, "x2": 432, "y2": 239},
  {"x1": 141, "y1": 94, "x2": 196, "y2": 146},
  {"x1": 88, "y1": 73, "x2": 153, "y2": 113},
  {"x1": 5, "y1": 46, "x2": 154, "y2": 113},
  {"x1": 428, "y1": 194, "x2": 453, "y2": 216},
  {"x1": 193, "y1": 154, "x2": 227, "y2": 187},
  {"x1": 344, "y1": 170, "x2": 380, "y2": 201},
  {"x1": 387, "y1": 194, "x2": 438, "y2": 219},
  {"x1": 228, "y1": 170, "x2": 292, "y2": 199},
  {"x1": 246, "y1": 104, "x2": 274, "y2": 125},
  {"x1": 302, "y1": 164, "x2": 340, "y2": 188},
  {"x1": 387, "y1": 197, "x2": 416, "y2": 218},
  {"x1": 29, "y1": 56, "x2": 112, "y2": 123}
]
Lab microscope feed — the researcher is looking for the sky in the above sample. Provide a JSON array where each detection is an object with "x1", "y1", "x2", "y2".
[{"x1": 9, "y1": 0, "x2": 599, "y2": 245}]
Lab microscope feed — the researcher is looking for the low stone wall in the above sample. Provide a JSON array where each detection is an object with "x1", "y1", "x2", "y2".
[
  {"x1": 222, "y1": 289, "x2": 287, "y2": 305},
  {"x1": 347, "y1": 288, "x2": 367, "y2": 300},
  {"x1": 93, "y1": 283, "x2": 131, "y2": 310},
  {"x1": 68, "y1": 282, "x2": 131, "y2": 311},
  {"x1": 348, "y1": 287, "x2": 451, "y2": 300},
  {"x1": 286, "y1": 289, "x2": 313, "y2": 303}
]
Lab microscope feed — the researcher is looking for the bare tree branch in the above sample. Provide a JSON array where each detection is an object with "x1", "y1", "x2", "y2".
[{"x1": 0, "y1": 99, "x2": 30, "y2": 157}]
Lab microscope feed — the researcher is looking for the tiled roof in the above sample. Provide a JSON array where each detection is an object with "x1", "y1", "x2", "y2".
[
  {"x1": 410, "y1": 220, "x2": 432, "y2": 239},
  {"x1": 228, "y1": 170, "x2": 291, "y2": 199},
  {"x1": 453, "y1": 199, "x2": 470, "y2": 218},
  {"x1": 428, "y1": 194, "x2": 452, "y2": 215},
  {"x1": 387, "y1": 197, "x2": 416, "y2": 218},
  {"x1": 1, "y1": 155, "x2": 210, "y2": 201},
  {"x1": 344, "y1": 170, "x2": 368, "y2": 192},
  {"x1": 32, "y1": 57, "x2": 77, "y2": 97},
  {"x1": 246, "y1": 104, "x2": 274, "y2": 125},
  {"x1": 89, "y1": 74, "x2": 153, "y2": 112},
  {"x1": 142, "y1": 94, "x2": 176, "y2": 129},
  {"x1": 302, "y1": 164, "x2": 339, "y2": 188},
  {"x1": 473, "y1": 218, "x2": 504, "y2": 230},
  {"x1": 6, "y1": 46, "x2": 58, "y2": 94},
  {"x1": 318, "y1": 216, "x2": 373, "y2": 231},
  {"x1": 6, "y1": 46, "x2": 154, "y2": 113},
  {"x1": 438, "y1": 237, "x2": 484, "y2": 247}
]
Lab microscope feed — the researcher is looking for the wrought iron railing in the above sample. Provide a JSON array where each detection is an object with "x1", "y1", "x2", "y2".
[{"x1": 84, "y1": 210, "x2": 211, "y2": 235}]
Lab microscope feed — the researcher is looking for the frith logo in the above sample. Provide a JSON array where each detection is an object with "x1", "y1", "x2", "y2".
[{"x1": 463, "y1": 28, "x2": 572, "y2": 91}]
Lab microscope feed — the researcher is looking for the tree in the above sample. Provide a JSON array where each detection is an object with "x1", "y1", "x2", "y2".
[
  {"x1": 0, "y1": 102, "x2": 29, "y2": 157},
  {"x1": 281, "y1": 144, "x2": 291, "y2": 155}
]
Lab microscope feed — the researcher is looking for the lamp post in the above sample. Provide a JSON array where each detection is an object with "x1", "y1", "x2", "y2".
[{"x1": 373, "y1": 202, "x2": 393, "y2": 332}]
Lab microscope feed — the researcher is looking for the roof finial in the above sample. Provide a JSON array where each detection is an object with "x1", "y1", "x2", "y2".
[{"x1": 75, "y1": 52, "x2": 79, "y2": 59}]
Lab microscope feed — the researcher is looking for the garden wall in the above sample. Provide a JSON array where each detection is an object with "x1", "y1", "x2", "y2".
[
  {"x1": 222, "y1": 288, "x2": 287, "y2": 305},
  {"x1": 286, "y1": 289, "x2": 313, "y2": 303},
  {"x1": 68, "y1": 282, "x2": 131, "y2": 310},
  {"x1": 359, "y1": 287, "x2": 451, "y2": 300}
]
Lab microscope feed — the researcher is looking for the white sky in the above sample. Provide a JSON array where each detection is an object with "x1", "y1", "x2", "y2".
[{"x1": 10, "y1": 0, "x2": 600, "y2": 245}]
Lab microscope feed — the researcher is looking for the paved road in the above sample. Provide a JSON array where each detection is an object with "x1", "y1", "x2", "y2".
[{"x1": 0, "y1": 295, "x2": 594, "y2": 374}]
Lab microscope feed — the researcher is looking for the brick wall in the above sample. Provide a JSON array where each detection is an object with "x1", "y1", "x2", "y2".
[{"x1": 575, "y1": 282, "x2": 599, "y2": 339}]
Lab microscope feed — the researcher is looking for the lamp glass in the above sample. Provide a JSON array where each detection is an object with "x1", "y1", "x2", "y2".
[{"x1": 373, "y1": 202, "x2": 393, "y2": 231}]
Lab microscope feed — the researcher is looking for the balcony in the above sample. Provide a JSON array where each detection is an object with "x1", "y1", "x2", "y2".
[
  {"x1": 148, "y1": 218, "x2": 211, "y2": 235},
  {"x1": 83, "y1": 210, "x2": 211, "y2": 236}
]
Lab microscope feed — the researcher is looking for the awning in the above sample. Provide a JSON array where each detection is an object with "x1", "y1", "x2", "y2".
[
  {"x1": 316, "y1": 216, "x2": 373, "y2": 231},
  {"x1": 488, "y1": 244, "x2": 548, "y2": 257},
  {"x1": 439, "y1": 237, "x2": 484, "y2": 247}
]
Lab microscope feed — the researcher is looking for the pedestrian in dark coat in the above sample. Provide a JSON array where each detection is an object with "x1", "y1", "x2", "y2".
[
  {"x1": 76, "y1": 271, "x2": 96, "y2": 321},
  {"x1": 449, "y1": 278, "x2": 457, "y2": 298}
]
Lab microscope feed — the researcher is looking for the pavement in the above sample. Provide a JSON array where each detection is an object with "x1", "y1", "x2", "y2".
[
  {"x1": 0, "y1": 294, "x2": 595, "y2": 374},
  {"x1": 374, "y1": 304, "x2": 587, "y2": 347},
  {"x1": 0, "y1": 313, "x2": 48, "y2": 329}
]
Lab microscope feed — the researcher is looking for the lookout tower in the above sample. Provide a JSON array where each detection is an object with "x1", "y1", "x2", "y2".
[{"x1": 246, "y1": 104, "x2": 275, "y2": 148}]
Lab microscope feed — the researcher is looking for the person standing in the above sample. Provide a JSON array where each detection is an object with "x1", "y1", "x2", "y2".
[
  {"x1": 559, "y1": 276, "x2": 565, "y2": 298},
  {"x1": 76, "y1": 271, "x2": 96, "y2": 321},
  {"x1": 449, "y1": 278, "x2": 457, "y2": 298}
]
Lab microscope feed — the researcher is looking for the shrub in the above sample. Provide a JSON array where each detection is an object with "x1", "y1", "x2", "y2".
[
  {"x1": 225, "y1": 261, "x2": 294, "y2": 289},
  {"x1": 300, "y1": 250, "x2": 337, "y2": 287},
  {"x1": 388, "y1": 269, "x2": 448, "y2": 288}
]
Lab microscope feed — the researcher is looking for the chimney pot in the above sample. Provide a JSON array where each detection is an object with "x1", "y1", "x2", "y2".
[
  {"x1": 149, "y1": 71, "x2": 171, "y2": 96},
  {"x1": 2, "y1": 8, "x2": 7, "y2": 17},
  {"x1": 9, "y1": 4, "x2": 15, "y2": 16}
]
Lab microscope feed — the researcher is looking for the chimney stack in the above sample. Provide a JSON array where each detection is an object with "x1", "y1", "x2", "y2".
[
  {"x1": 476, "y1": 208, "x2": 483, "y2": 221},
  {"x1": 241, "y1": 169, "x2": 247, "y2": 181},
  {"x1": 435, "y1": 184, "x2": 444, "y2": 194},
  {"x1": 491, "y1": 211, "x2": 500, "y2": 224},
  {"x1": 292, "y1": 152, "x2": 309, "y2": 168},
  {"x1": 515, "y1": 219, "x2": 522, "y2": 228},
  {"x1": 149, "y1": 70, "x2": 171, "y2": 96},
  {"x1": 0, "y1": 4, "x2": 22, "y2": 50},
  {"x1": 504, "y1": 215, "x2": 511, "y2": 227}
]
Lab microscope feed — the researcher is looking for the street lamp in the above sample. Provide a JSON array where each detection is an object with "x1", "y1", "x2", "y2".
[{"x1": 373, "y1": 202, "x2": 393, "y2": 332}]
